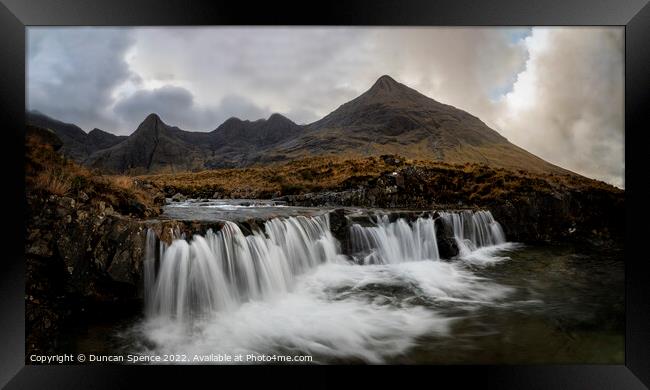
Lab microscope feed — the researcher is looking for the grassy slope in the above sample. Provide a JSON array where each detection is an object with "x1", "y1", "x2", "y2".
[
  {"x1": 26, "y1": 128, "x2": 164, "y2": 218},
  {"x1": 138, "y1": 154, "x2": 620, "y2": 202}
]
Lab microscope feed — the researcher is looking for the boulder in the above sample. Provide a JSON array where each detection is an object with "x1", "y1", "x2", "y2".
[
  {"x1": 171, "y1": 193, "x2": 187, "y2": 202},
  {"x1": 434, "y1": 217, "x2": 459, "y2": 259},
  {"x1": 328, "y1": 208, "x2": 350, "y2": 251}
]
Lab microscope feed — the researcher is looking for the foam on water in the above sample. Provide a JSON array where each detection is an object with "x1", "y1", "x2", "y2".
[
  {"x1": 137, "y1": 210, "x2": 517, "y2": 363},
  {"x1": 135, "y1": 259, "x2": 512, "y2": 363}
]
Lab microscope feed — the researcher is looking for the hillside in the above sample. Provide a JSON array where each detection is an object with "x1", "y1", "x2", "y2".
[
  {"x1": 139, "y1": 153, "x2": 623, "y2": 245},
  {"x1": 26, "y1": 111, "x2": 127, "y2": 161}
]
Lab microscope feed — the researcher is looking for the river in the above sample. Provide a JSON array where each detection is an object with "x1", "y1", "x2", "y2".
[{"x1": 60, "y1": 199, "x2": 624, "y2": 364}]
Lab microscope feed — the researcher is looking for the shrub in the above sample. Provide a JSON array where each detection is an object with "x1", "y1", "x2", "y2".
[{"x1": 34, "y1": 167, "x2": 70, "y2": 196}]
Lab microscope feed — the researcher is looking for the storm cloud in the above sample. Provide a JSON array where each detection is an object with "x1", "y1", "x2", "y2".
[
  {"x1": 113, "y1": 86, "x2": 270, "y2": 130},
  {"x1": 27, "y1": 27, "x2": 136, "y2": 132},
  {"x1": 27, "y1": 27, "x2": 624, "y2": 187}
]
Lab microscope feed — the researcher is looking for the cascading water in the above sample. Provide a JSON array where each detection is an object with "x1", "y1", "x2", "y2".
[
  {"x1": 349, "y1": 215, "x2": 439, "y2": 264},
  {"x1": 349, "y1": 210, "x2": 507, "y2": 263},
  {"x1": 146, "y1": 210, "x2": 509, "y2": 322},
  {"x1": 439, "y1": 210, "x2": 506, "y2": 256},
  {"x1": 136, "y1": 208, "x2": 515, "y2": 362},
  {"x1": 145, "y1": 214, "x2": 343, "y2": 322}
]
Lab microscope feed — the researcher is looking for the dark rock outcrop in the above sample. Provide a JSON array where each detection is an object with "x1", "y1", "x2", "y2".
[
  {"x1": 434, "y1": 214, "x2": 459, "y2": 258},
  {"x1": 282, "y1": 165, "x2": 624, "y2": 246},
  {"x1": 328, "y1": 208, "x2": 350, "y2": 251},
  {"x1": 25, "y1": 188, "x2": 224, "y2": 357}
]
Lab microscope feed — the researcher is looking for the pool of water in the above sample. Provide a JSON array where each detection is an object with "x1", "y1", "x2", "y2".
[
  {"x1": 161, "y1": 198, "x2": 328, "y2": 221},
  {"x1": 60, "y1": 240, "x2": 623, "y2": 364}
]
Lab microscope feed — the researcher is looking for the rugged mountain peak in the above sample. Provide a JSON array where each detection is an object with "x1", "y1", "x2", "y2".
[
  {"x1": 316, "y1": 75, "x2": 435, "y2": 115},
  {"x1": 266, "y1": 113, "x2": 299, "y2": 128},
  {"x1": 215, "y1": 114, "x2": 298, "y2": 132},
  {"x1": 222, "y1": 117, "x2": 243, "y2": 125},
  {"x1": 142, "y1": 113, "x2": 162, "y2": 126},
  {"x1": 267, "y1": 113, "x2": 290, "y2": 123},
  {"x1": 371, "y1": 75, "x2": 400, "y2": 92},
  {"x1": 134, "y1": 113, "x2": 167, "y2": 136}
]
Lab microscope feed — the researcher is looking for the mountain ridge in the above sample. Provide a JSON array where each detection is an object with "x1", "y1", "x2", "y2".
[
  {"x1": 26, "y1": 111, "x2": 128, "y2": 161},
  {"x1": 28, "y1": 75, "x2": 574, "y2": 177}
]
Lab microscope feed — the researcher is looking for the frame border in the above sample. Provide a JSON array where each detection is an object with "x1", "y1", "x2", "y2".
[{"x1": 1, "y1": 0, "x2": 648, "y2": 388}]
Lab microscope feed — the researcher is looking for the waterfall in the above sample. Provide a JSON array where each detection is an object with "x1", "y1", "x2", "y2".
[
  {"x1": 144, "y1": 210, "x2": 508, "y2": 323},
  {"x1": 145, "y1": 214, "x2": 341, "y2": 322},
  {"x1": 349, "y1": 210, "x2": 507, "y2": 263},
  {"x1": 349, "y1": 215, "x2": 439, "y2": 264},
  {"x1": 439, "y1": 210, "x2": 506, "y2": 255}
]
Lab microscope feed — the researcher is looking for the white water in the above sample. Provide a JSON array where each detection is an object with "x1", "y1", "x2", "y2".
[
  {"x1": 349, "y1": 215, "x2": 439, "y2": 264},
  {"x1": 147, "y1": 215, "x2": 345, "y2": 322},
  {"x1": 138, "y1": 210, "x2": 515, "y2": 363},
  {"x1": 439, "y1": 210, "x2": 506, "y2": 256}
]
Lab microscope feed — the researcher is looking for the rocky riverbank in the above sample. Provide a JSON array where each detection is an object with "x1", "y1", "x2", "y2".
[
  {"x1": 25, "y1": 191, "x2": 245, "y2": 358},
  {"x1": 277, "y1": 165, "x2": 624, "y2": 246}
]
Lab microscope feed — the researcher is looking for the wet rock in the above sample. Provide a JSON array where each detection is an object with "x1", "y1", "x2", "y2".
[
  {"x1": 171, "y1": 193, "x2": 187, "y2": 202},
  {"x1": 108, "y1": 249, "x2": 137, "y2": 285},
  {"x1": 59, "y1": 197, "x2": 75, "y2": 209},
  {"x1": 76, "y1": 210, "x2": 88, "y2": 221},
  {"x1": 434, "y1": 217, "x2": 459, "y2": 259},
  {"x1": 395, "y1": 174, "x2": 405, "y2": 189},
  {"x1": 78, "y1": 191, "x2": 89, "y2": 202},
  {"x1": 329, "y1": 209, "x2": 350, "y2": 251},
  {"x1": 380, "y1": 155, "x2": 403, "y2": 165}
]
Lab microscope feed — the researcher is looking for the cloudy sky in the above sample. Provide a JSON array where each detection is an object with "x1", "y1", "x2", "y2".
[{"x1": 27, "y1": 27, "x2": 624, "y2": 187}]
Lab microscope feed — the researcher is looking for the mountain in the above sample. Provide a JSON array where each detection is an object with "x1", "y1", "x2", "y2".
[
  {"x1": 211, "y1": 113, "x2": 303, "y2": 146},
  {"x1": 87, "y1": 128, "x2": 128, "y2": 151},
  {"x1": 26, "y1": 111, "x2": 127, "y2": 160},
  {"x1": 29, "y1": 75, "x2": 573, "y2": 176},
  {"x1": 275, "y1": 75, "x2": 569, "y2": 174},
  {"x1": 85, "y1": 113, "x2": 304, "y2": 172},
  {"x1": 86, "y1": 113, "x2": 211, "y2": 173},
  {"x1": 201, "y1": 113, "x2": 304, "y2": 168}
]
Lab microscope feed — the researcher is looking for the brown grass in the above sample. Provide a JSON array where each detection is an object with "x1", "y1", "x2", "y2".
[
  {"x1": 103, "y1": 175, "x2": 134, "y2": 190},
  {"x1": 138, "y1": 154, "x2": 621, "y2": 201},
  {"x1": 34, "y1": 166, "x2": 71, "y2": 196},
  {"x1": 26, "y1": 131, "x2": 163, "y2": 217}
]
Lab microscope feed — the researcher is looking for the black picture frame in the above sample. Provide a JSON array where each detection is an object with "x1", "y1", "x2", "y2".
[{"x1": 1, "y1": 0, "x2": 648, "y2": 388}]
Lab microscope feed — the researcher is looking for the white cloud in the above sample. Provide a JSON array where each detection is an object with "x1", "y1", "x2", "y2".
[{"x1": 491, "y1": 27, "x2": 624, "y2": 187}]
